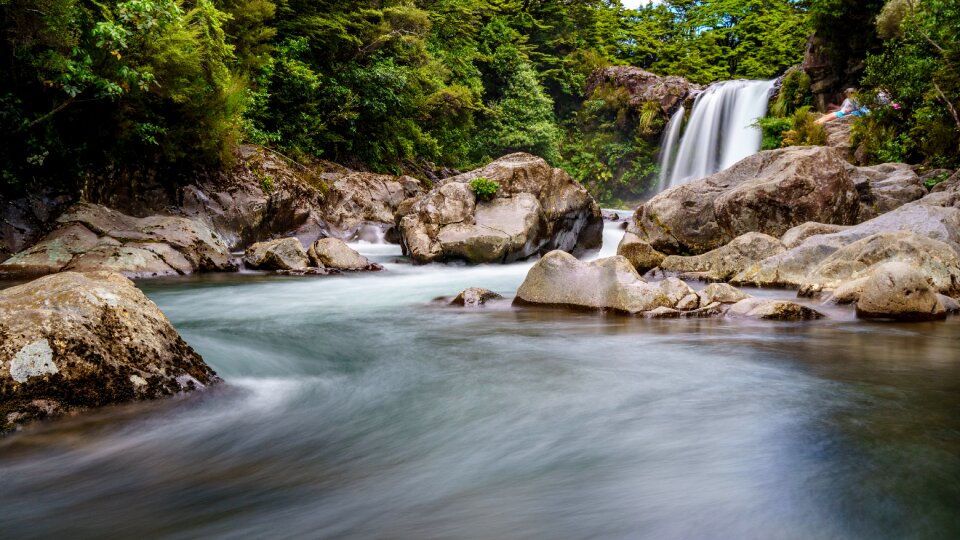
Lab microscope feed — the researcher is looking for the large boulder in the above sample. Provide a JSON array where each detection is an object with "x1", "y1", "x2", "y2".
[
  {"x1": 307, "y1": 238, "x2": 379, "y2": 271},
  {"x1": 849, "y1": 162, "x2": 926, "y2": 221},
  {"x1": 244, "y1": 238, "x2": 310, "y2": 271},
  {"x1": 0, "y1": 203, "x2": 236, "y2": 278},
  {"x1": 514, "y1": 251, "x2": 695, "y2": 314},
  {"x1": 660, "y1": 232, "x2": 785, "y2": 282},
  {"x1": 399, "y1": 154, "x2": 603, "y2": 264},
  {"x1": 855, "y1": 262, "x2": 947, "y2": 321},
  {"x1": 629, "y1": 146, "x2": 858, "y2": 255},
  {"x1": 734, "y1": 192, "x2": 960, "y2": 290},
  {"x1": 0, "y1": 272, "x2": 219, "y2": 432},
  {"x1": 798, "y1": 232, "x2": 960, "y2": 298}
]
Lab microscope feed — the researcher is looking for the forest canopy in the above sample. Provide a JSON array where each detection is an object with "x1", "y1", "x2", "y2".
[{"x1": 0, "y1": 0, "x2": 956, "y2": 202}]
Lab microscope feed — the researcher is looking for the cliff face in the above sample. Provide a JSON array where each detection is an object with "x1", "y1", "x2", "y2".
[{"x1": 586, "y1": 66, "x2": 701, "y2": 120}]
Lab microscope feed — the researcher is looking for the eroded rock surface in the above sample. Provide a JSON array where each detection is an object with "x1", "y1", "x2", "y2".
[
  {"x1": 0, "y1": 272, "x2": 219, "y2": 431},
  {"x1": 660, "y1": 232, "x2": 785, "y2": 281},
  {"x1": 0, "y1": 203, "x2": 236, "y2": 277}
]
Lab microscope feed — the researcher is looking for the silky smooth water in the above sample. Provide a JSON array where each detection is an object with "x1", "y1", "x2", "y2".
[
  {"x1": 659, "y1": 80, "x2": 776, "y2": 191},
  {"x1": 1, "y1": 224, "x2": 959, "y2": 539}
]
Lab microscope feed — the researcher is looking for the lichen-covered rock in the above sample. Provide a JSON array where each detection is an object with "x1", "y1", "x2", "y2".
[
  {"x1": 244, "y1": 238, "x2": 310, "y2": 271},
  {"x1": 698, "y1": 283, "x2": 750, "y2": 305},
  {"x1": 629, "y1": 146, "x2": 858, "y2": 255},
  {"x1": 451, "y1": 288, "x2": 504, "y2": 308},
  {"x1": 660, "y1": 232, "x2": 785, "y2": 281},
  {"x1": 617, "y1": 232, "x2": 666, "y2": 274},
  {"x1": 728, "y1": 298, "x2": 824, "y2": 321},
  {"x1": 0, "y1": 272, "x2": 219, "y2": 432},
  {"x1": 781, "y1": 222, "x2": 850, "y2": 249},
  {"x1": 400, "y1": 154, "x2": 602, "y2": 264},
  {"x1": 514, "y1": 251, "x2": 695, "y2": 314},
  {"x1": 855, "y1": 262, "x2": 947, "y2": 321},
  {"x1": 307, "y1": 238, "x2": 380, "y2": 271},
  {"x1": 0, "y1": 203, "x2": 236, "y2": 277}
]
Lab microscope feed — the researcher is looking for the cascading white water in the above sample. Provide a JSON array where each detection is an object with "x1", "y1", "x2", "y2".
[
  {"x1": 656, "y1": 106, "x2": 685, "y2": 191},
  {"x1": 658, "y1": 79, "x2": 775, "y2": 191}
]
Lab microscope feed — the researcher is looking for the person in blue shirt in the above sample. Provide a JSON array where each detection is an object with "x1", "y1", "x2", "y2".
[{"x1": 816, "y1": 88, "x2": 869, "y2": 124}]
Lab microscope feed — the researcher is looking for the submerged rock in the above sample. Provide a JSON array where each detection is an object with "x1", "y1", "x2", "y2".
[
  {"x1": 514, "y1": 251, "x2": 694, "y2": 314},
  {"x1": 399, "y1": 153, "x2": 602, "y2": 264},
  {"x1": 244, "y1": 237, "x2": 310, "y2": 271},
  {"x1": 0, "y1": 272, "x2": 219, "y2": 432},
  {"x1": 630, "y1": 146, "x2": 858, "y2": 255},
  {"x1": 451, "y1": 288, "x2": 504, "y2": 308},
  {"x1": 308, "y1": 238, "x2": 380, "y2": 271},
  {"x1": 728, "y1": 298, "x2": 824, "y2": 321},
  {"x1": 855, "y1": 262, "x2": 947, "y2": 321}
]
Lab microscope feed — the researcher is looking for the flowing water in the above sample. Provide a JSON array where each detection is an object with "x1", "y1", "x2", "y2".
[
  {"x1": 1, "y1": 221, "x2": 959, "y2": 539},
  {"x1": 659, "y1": 80, "x2": 776, "y2": 191}
]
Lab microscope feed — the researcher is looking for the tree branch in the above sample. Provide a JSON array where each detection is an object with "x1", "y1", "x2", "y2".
[
  {"x1": 21, "y1": 96, "x2": 77, "y2": 131},
  {"x1": 933, "y1": 81, "x2": 960, "y2": 132}
]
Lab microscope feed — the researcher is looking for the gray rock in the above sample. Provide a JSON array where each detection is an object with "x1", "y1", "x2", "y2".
[
  {"x1": 630, "y1": 146, "x2": 858, "y2": 255},
  {"x1": 0, "y1": 272, "x2": 219, "y2": 432},
  {"x1": 661, "y1": 232, "x2": 785, "y2": 281},
  {"x1": 728, "y1": 298, "x2": 824, "y2": 320},
  {"x1": 514, "y1": 251, "x2": 695, "y2": 314},
  {"x1": 244, "y1": 238, "x2": 310, "y2": 270},
  {"x1": 0, "y1": 203, "x2": 236, "y2": 277},
  {"x1": 400, "y1": 154, "x2": 602, "y2": 264},
  {"x1": 855, "y1": 262, "x2": 947, "y2": 321},
  {"x1": 781, "y1": 222, "x2": 850, "y2": 249},
  {"x1": 849, "y1": 162, "x2": 926, "y2": 221},
  {"x1": 698, "y1": 283, "x2": 750, "y2": 305},
  {"x1": 307, "y1": 238, "x2": 379, "y2": 271}
]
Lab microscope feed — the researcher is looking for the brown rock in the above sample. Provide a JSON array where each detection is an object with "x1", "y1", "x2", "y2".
[
  {"x1": 451, "y1": 288, "x2": 504, "y2": 308},
  {"x1": 660, "y1": 232, "x2": 785, "y2": 281},
  {"x1": 244, "y1": 238, "x2": 310, "y2": 271},
  {"x1": 308, "y1": 238, "x2": 380, "y2": 271},
  {"x1": 617, "y1": 232, "x2": 666, "y2": 274}
]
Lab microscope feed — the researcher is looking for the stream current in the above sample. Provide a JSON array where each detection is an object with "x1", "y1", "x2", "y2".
[{"x1": 1, "y1": 220, "x2": 959, "y2": 539}]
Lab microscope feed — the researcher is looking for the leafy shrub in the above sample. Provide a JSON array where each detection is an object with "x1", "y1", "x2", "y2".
[
  {"x1": 469, "y1": 177, "x2": 500, "y2": 201},
  {"x1": 770, "y1": 70, "x2": 812, "y2": 118},
  {"x1": 923, "y1": 172, "x2": 950, "y2": 190},
  {"x1": 755, "y1": 117, "x2": 793, "y2": 150},
  {"x1": 258, "y1": 172, "x2": 275, "y2": 194},
  {"x1": 781, "y1": 107, "x2": 827, "y2": 147}
]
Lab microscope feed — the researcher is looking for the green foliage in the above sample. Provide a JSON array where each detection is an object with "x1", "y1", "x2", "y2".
[
  {"x1": 468, "y1": 177, "x2": 499, "y2": 201},
  {"x1": 755, "y1": 117, "x2": 793, "y2": 150},
  {"x1": 860, "y1": 0, "x2": 960, "y2": 168},
  {"x1": 257, "y1": 171, "x2": 275, "y2": 194},
  {"x1": 755, "y1": 107, "x2": 826, "y2": 150},
  {"x1": 771, "y1": 70, "x2": 813, "y2": 118},
  {"x1": 923, "y1": 171, "x2": 950, "y2": 189}
]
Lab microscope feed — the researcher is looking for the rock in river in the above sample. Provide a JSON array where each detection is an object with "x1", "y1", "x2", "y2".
[
  {"x1": 0, "y1": 272, "x2": 219, "y2": 432},
  {"x1": 399, "y1": 153, "x2": 603, "y2": 264},
  {"x1": 514, "y1": 251, "x2": 695, "y2": 314},
  {"x1": 629, "y1": 146, "x2": 858, "y2": 255},
  {"x1": 855, "y1": 262, "x2": 947, "y2": 321},
  {"x1": 308, "y1": 238, "x2": 380, "y2": 271},
  {"x1": 244, "y1": 237, "x2": 310, "y2": 271}
]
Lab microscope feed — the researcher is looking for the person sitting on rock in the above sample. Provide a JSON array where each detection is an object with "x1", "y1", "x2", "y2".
[{"x1": 816, "y1": 88, "x2": 869, "y2": 124}]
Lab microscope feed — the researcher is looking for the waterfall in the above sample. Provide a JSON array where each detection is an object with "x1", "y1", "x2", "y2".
[
  {"x1": 658, "y1": 79, "x2": 775, "y2": 191},
  {"x1": 656, "y1": 106, "x2": 685, "y2": 192}
]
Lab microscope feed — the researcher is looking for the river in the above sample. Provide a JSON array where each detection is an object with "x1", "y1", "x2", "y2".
[{"x1": 1, "y1": 220, "x2": 959, "y2": 539}]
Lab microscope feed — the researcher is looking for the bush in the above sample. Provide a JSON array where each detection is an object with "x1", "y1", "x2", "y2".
[
  {"x1": 469, "y1": 177, "x2": 500, "y2": 201},
  {"x1": 770, "y1": 70, "x2": 812, "y2": 118},
  {"x1": 781, "y1": 107, "x2": 827, "y2": 147},
  {"x1": 755, "y1": 117, "x2": 793, "y2": 150}
]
